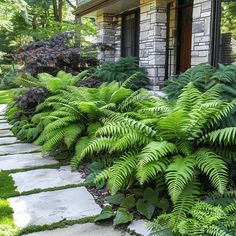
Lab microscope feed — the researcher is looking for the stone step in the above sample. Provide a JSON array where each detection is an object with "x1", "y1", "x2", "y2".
[
  {"x1": 0, "y1": 120, "x2": 7, "y2": 123},
  {"x1": 0, "y1": 143, "x2": 40, "y2": 155},
  {"x1": 128, "y1": 220, "x2": 151, "y2": 236},
  {"x1": 0, "y1": 104, "x2": 7, "y2": 112},
  {"x1": 0, "y1": 153, "x2": 58, "y2": 171},
  {"x1": 0, "y1": 129, "x2": 14, "y2": 137},
  {"x1": 8, "y1": 187, "x2": 102, "y2": 228},
  {"x1": 0, "y1": 137, "x2": 19, "y2": 145},
  {"x1": 11, "y1": 166, "x2": 84, "y2": 193},
  {"x1": 23, "y1": 223, "x2": 130, "y2": 236},
  {"x1": 0, "y1": 123, "x2": 11, "y2": 130}
]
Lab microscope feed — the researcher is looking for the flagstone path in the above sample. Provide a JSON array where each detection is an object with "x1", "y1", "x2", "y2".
[{"x1": 0, "y1": 104, "x2": 148, "y2": 236}]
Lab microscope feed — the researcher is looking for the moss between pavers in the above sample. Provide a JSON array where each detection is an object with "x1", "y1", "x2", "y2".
[
  {"x1": 17, "y1": 216, "x2": 97, "y2": 236},
  {"x1": 0, "y1": 199, "x2": 19, "y2": 236},
  {"x1": 0, "y1": 165, "x2": 94, "y2": 236}
]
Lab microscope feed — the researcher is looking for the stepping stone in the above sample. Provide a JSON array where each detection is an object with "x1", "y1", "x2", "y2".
[
  {"x1": 0, "y1": 153, "x2": 58, "y2": 171},
  {"x1": 0, "y1": 123, "x2": 11, "y2": 130},
  {"x1": 0, "y1": 120, "x2": 7, "y2": 123},
  {"x1": 11, "y1": 166, "x2": 84, "y2": 193},
  {"x1": 0, "y1": 143, "x2": 40, "y2": 155},
  {"x1": 23, "y1": 223, "x2": 130, "y2": 236},
  {"x1": 0, "y1": 104, "x2": 7, "y2": 113},
  {"x1": 128, "y1": 220, "x2": 151, "y2": 236},
  {"x1": 0, "y1": 137, "x2": 18, "y2": 145},
  {"x1": 8, "y1": 187, "x2": 102, "y2": 228},
  {"x1": 0, "y1": 129, "x2": 14, "y2": 137}
]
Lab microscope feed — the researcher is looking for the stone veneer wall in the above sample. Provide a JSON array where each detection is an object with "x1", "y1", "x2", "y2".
[
  {"x1": 191, "y1": 0, "x2": 212, "y2": 65},
  {"x1": 96, "y1": 14, "x2": 117, "y2": 62},
  {"x1": 139, "y1": 0, "x2": 167, "y2": 91}
]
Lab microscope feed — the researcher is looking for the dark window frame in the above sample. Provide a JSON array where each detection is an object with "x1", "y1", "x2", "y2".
[{"x1": 121, "y1": 8, "x2": 140, "y2": 59}]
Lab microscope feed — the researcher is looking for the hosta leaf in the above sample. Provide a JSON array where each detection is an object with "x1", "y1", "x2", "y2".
[
  {"x1": 95, "y1": 205, "x2": 115, "y2": 222},
  {"x1": 143, "y1": 187, "x2": 159, "y2": 206},
  {"x1": 105, "y1": 193, "x2": 125, "y2": 205},
  {"x1": 120, "y1": 195, "x2": 136, "y2": 209},
  {"x1": 136, "y1": 199, "x2": 155, "y2": 219},
  {"x1": 113, "y1": 208, "x2": 134, "y2": 225}
]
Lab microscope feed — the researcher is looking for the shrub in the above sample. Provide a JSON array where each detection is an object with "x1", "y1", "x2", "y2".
[
  {"x1": 12, "y1": 32, "x2": 99, "y2": 76},
  {"x1": 163, "y1": 64, "x2": 236, "y2": 126},
  {"x1": 94, "y1": 57, "x2": 149, "y2": 90},
  {"x1": 80, "y1": 84, "x2": 236, "y2": 205}
]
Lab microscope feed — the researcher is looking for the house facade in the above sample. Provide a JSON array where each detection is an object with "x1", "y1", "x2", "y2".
[{"x1": 74, "y1": 0, "x2": 236, "y2": 91}]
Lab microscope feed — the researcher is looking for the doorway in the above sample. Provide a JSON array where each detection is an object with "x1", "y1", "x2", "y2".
[{"x1": 177, "y1": 0, "x2": 193, "y2": 73}]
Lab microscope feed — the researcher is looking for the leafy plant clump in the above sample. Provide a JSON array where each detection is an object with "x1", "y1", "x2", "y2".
[
  {"x1": 94, "y1": 57, "x2": 149, "y2": 90},
  {"x1": 149, "y1": 200, "x2": 236, "y2": 236},
  {"x1": 163, "y1": 64, "x2": 236, "y2": 126},
  {"x1": 12, "y1": 32, "x2": 98, "y2": 76}
]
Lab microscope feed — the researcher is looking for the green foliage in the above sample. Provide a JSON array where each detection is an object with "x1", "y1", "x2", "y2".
[
  {"x1": 84, "y1": 84, "x2": 235, "y2": 208},
  {"x1": 94, "y1": 57, "x2": 149, "y2": 90},
  {"x1": 163, "y1": 64, "x2": 236, "y2": 126},
  {"x1": 149, "y1": 201, "x2": 236, "y2": 236}
]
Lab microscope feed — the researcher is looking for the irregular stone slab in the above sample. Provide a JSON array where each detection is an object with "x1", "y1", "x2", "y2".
[
  {"x1": 0, "y1": 129, "x2": 14, "y2": 137},
  {"x1": 0, "y1": 153, "x2": 58, "y2": 171},
  {"x1": 0, "y1": 137, "x2": 18, "y2": 145},
  {"x1": 0, "y1": 143, "x2": 40, "y2": 155},
  {"x1": 0, "y1": 123, "x2": 11, "y2": 130},
  {"x1": 0, "y1": 120, "x2": 7, "y2": 123},
  {"x1": 0, "y1": 104, "x2": 7, "y2": 113},
  {"x1": 128, "y1": 220, "x2": 151, "y2": 236},
  {"x1": 11, "y1": 166, "x2": 84, "y2": 193},
  {"x1": 23, "y1": 223, "x2": 130, "y2": 236},
  {"x1": 8, "y1": 187, "x2": 102, "y2": 228}
]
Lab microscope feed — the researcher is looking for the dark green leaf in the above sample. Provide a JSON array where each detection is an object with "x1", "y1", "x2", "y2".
[
  {"x1": 136, "y1": 199, "x2": 155, "y2": 219},
  {"x1": 95, "y1": 205, "x2": 115, "y2": 222},
  {"x1": 120, "y1": 195, "x2": 136, "y2": 209},
  {"x1": 143, "y1": 187, "x2": 159, "y2": 206},
  {"x1": 113, "y1": 208, "x2": 134, "y2": 225},
  {"x1": 106, "y1": 193, "x2": 125, "y2": 205}
]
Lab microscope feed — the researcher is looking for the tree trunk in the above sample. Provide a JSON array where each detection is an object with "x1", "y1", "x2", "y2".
[{"x1": 58, "y1": 0, "x2": 63, "y2": 22}]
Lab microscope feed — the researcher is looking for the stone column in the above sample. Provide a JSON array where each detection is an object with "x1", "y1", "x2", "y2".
[
  {"x1": 139, "y1": 0, "x2": 167, "y2": 91},
  {"x1": 96, "y1": 14, "x2": 116, "y2": 62},
  {"x1": 191, "y1": 0, "x2": 212, "y2": 66}
]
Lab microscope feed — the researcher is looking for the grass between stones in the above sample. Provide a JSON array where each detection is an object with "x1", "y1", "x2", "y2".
[
  {"x1": 17, "y1": 216, "x2": 97, "y2": 236},
  {"x1": 0, "y1": 164, "x2": 94, "y2": 236}
]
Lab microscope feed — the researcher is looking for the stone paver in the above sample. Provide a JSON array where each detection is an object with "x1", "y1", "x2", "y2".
[
  {"x1": 23, "y1": 223, "x2": 130, "y2": 236},
  {"x1": 0, "y1": 120, "x2": 7, "y2": 123},
  {"x1": 11, "y1": 166, "x2": 84, "y2": 193},
  {"x1": 0, "y1": 153, "x2": 58, "y2": 171},
  {"x1": 0, "y1": 129, "x2": 15, "y2": 137},
  {"x1": 128, "y1": 220, "x2": 151, "y2": 236},
  {"x1": 0, "y1": 123, "x2": 11, "y2": 129},
  {"x1": 0, "y1": 104, "x2": 7, "y2": 112},
  {"x1": 0, "y1": 137, "x2": 18, "y2": 145},
  {"x1": 8, "y1": 187, "x2": 102, "y2": 228},
  {"x1": 0, "y1": 143, "x2": 40, "y2": 155}
]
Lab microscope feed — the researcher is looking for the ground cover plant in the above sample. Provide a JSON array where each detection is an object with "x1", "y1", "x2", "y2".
[{"x1": 4, "y1": 64, "x2": 236, "y2": 234}]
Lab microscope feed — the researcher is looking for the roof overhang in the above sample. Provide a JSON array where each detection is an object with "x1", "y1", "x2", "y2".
[{"x1": 73, "y1": 0, "x2": 118, "y2": 16}]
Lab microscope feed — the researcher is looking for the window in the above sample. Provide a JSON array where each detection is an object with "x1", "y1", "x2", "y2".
[
  {"x1": 212, "y1": 0, "x2": 236, "y2": 66},
  {"x1": 121, "y1": 9, "x2": 140, "y2": 58}
]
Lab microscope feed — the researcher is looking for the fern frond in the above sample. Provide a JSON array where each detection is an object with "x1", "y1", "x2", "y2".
[
  {"x1": 195, "y1": 149, "x2": 228, "y2": 194},
  {"x1": 165, "y1": 156, "x2": 195, "y2": 203}
]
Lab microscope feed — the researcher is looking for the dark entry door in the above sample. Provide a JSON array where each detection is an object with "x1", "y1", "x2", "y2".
[
  {"x1": 178, "y1": 3, "x2": 193, "y2": 73},
  {"x1": 121, "y1": 10, "x2": 139, "y2": 58}
]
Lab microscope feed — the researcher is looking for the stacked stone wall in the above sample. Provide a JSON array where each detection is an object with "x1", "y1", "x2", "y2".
[{"x1": 191, "y1": 0, "x2": 212, "y2": 65}]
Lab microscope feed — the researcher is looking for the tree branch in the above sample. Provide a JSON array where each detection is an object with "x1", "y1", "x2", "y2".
[{"x1": 65, "y1": 0, "x2": 76, "y2": 9}]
